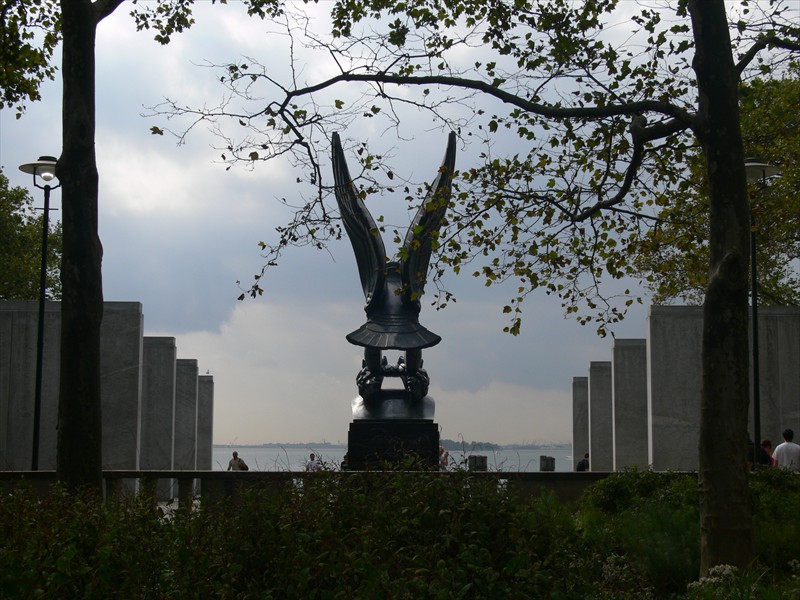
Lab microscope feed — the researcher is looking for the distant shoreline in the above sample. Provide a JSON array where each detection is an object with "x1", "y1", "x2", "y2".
[{"x1": 214, "y1": 440, "x2": 571, "y2": 451}]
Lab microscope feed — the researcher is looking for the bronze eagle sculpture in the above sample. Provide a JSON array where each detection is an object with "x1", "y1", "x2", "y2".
[{"x1": 332, "y1": 132, "x2": 456, "y2": 403}]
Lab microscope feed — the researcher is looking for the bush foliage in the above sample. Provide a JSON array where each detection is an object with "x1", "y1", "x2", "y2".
[{"x1": 1, "y1": 470, "x2": 799, "y2": 599}]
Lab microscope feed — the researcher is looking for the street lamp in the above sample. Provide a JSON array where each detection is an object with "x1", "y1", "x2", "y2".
[
  {"x1": 18, "y1": 155, "x2": 60, "y2": 471},
  {"x1": 744, "y1": 157, "x2": 781, "y2": 464}
]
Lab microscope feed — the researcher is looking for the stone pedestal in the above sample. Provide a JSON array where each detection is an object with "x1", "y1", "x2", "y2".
[{"x1": 347, "y1": 419, "x2": 439, "y2": 470}]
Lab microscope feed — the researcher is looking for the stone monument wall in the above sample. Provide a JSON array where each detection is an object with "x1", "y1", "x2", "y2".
[
  {"x1": 754, "y1": 307, "x2": 800, "y2": 441},
  {"x1": 0, "y1": 301, "x2": 213, "y2": 478},
  {"x1": 573, "y1": 305, "x2": 800, "y2": 472},
  {"x1": 571, "y1": 376, "x2": 588, "y2": 471},
  {"x1": 197, "y1": 375, "x2": 214, "y2": 470},
  {"x1": 647, "y1": 306, "x2": 703, "y2": 470},
  {"x1": 588, "y1": 361, "x2": 613, "y2": 471},
  {"x1": 174, "y1": 359, "x2": 199, "y2": 471},
  {"x1": 0, "y1": 301, "x2": 60, "y2": 470},
  {"x1": 100, "y1": 303, "x2": 144, "y2": 471},
  {"x1": 612, "y1": 339, "x2": 648, "y2": 470},
  {"x1": 140, "y1": 337, "x2": 177, "y2": 471}
]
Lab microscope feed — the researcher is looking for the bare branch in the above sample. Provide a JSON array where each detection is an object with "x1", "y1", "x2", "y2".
[
  {"x1": 736, "y1": 35, "x2": 800, "y2": 76},
  {"x1": 282, "y1": 71, "x2": 697, "y2": 125}
]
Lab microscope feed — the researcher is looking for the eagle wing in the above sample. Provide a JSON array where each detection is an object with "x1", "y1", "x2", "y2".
[
  {"x1": 402, "y1": 131, "x2": 457, "y2": 302},
  {"x1": 332, "y1": 132, "x2": 386, "y2": 307}
]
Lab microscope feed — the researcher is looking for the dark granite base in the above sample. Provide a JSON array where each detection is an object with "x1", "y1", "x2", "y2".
[{"x1": 347, "y1": 419, "x2": 439, "y2": 470}]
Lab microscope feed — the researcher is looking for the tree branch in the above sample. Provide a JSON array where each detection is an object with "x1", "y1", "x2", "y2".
[
  {"x1": 736, "y1": 35, "x2": 800, "y2": 76},
  {"x1": 93, "y1": 0, "x2": 125, "y2": 23},
  {"x1": 281, "y1": 71, "x2": 697, "y2": 125}
]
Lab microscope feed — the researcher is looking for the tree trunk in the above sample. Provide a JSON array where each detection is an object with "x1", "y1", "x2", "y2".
[
  {"x1": 688, "y1": 0, "x2": 754, "y2": 572},
  {"x1": 56, "y1": 0, "x2": 104, "y2": 493}
]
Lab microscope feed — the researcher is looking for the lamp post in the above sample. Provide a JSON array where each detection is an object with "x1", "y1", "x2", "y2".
[
  {"x1": 743, "y1": 157, "x2": 781, "y2": 463},
  {"x1": 18, "y1": 156, "x2": 60, "y2": 471}
]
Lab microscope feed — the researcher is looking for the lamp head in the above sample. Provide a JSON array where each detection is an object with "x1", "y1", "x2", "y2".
[
  {"x1": 19, "y1": 155, "x2": 59, "y2": 185},
  {"x1": 744, "y1": 157, "x2": 781, "y2": 183}
]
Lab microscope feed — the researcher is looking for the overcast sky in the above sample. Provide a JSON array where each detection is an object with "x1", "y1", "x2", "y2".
[{"x1": 0, "y1": 3, "x2": 653, "y2": 446}]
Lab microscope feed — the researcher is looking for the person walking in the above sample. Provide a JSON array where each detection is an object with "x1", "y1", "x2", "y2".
[{"x1": 772, "y1": 429, "x2": 800, "y2": 471}]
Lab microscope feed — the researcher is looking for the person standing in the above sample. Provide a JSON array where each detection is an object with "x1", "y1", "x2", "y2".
[
  {"x1": 439, "y1": 445, "x2": 450, "y2": 470},
  {"x1": 576, "y1": 453, "x2": 589, "y2": 472},
  {"x1": 306, "y1": 453, "x2": 321, "y2": 471},
  {"x1": 227, "y1": 451, "x2": 249, "y2": 471},
  {"x1": 772, "y1": 429, "x2": 800, "y2": 471},
  {"x1": 746, "y1": 435, "x2": 772, "y2": 470},
  {"x1": 760, "y1": 439, "x2": 776, "y2": 468}
]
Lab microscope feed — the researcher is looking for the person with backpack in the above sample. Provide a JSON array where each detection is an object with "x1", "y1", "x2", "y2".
[{"x1": 227, "y1": 450, "x2": 249, "y2": 471}]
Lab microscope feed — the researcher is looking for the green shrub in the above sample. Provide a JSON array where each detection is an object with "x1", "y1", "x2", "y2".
[
  {"x1": 615, "y1": 503, "x2": 700, "y2": 594},
  {"x1": 0, "y1": 484, "x2": 169, "y2": 598},
  {"x1": 1, "y1": 469, "x2": 799, "y2": 598},
  {"x1": 579, "y1": 469, "x2": 698, "y2": 516},
  {"x1": 210, "y1": 472, "x2": 589, "y2": 599},
  {"x1": 685, "y1": 563, "x2": 800, "y2": 600},
  {"x1": 577, "y1": 470, "x2": 700, "y2": 596},
  {"x1": 749, "y1": 468, "x2": 800, "y2": 574}
]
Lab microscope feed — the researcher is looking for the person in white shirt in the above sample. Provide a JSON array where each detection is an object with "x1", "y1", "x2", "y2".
[
  {"x1": 772, "y1": 429, "x2": 800, "y2": 471},
  {"x1": 306, "y1": 452, "x2": 321, "y2": 471}
]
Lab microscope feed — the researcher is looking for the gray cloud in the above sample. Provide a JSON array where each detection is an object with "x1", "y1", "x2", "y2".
[{"x1": 0, "y1": 4, "x2": 650, "y2": 445}]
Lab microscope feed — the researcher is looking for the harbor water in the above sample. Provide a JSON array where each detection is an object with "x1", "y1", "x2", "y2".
[{"x1": 213, "y1": 444, "x2": 574, "y2": 472}]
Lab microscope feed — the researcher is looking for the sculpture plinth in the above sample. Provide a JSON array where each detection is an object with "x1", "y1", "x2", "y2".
[
  {"x1": 352, "y1": 389, "x2": 435, "y2": 420},
  {"x1": 332, "y1": 132, "x2": 456, "y2": 470},
  {"x1": 347, "y1": 419, "x2": 439, "y2": 471}
]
